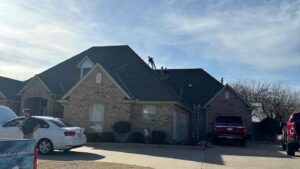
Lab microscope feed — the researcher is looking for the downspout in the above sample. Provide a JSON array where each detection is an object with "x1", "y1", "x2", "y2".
[{"x1": 171, "y1": 103, "x2": 176, "y2": 143}]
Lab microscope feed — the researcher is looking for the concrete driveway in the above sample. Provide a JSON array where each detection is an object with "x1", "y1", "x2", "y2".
[{"x1": 40, "y1": 142, "x2": 300, "y2": 169}]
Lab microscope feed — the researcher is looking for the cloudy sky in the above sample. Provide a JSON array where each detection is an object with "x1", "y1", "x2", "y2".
[{"x1": 0, "y1": 0, "x2": 299, "y2": 90}]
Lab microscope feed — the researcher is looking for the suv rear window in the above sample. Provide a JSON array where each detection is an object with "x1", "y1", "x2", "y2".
[
  {"x1": 292, "y1": 113, "x2": 300, "y2": 122},
  {"x1": 215, "y1": 116, "x2": 243, "y2": 123},
  {"x1": 50, "y1": 119, "x2": 73, "y2": 127}
]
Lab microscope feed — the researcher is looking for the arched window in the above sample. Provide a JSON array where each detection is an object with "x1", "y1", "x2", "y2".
[{"x1": 96, "y1": 73, "x2": 102, "y2": 84}]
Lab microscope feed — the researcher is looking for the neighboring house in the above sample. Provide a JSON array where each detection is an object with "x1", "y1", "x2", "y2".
[
  {"x1": 0, "y1": 76, "x2": 23, "y2": 113},
  {"x1": 0, "y1": 45, "x2": 252, "y2": 143}
]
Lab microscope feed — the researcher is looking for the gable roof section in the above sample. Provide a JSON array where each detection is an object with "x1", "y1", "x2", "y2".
[
  {"x1": 19, "y1": 75, "x2": 52, "y2": 94},
  {"x1": 204, "y1": 84, "x2": 252, "y2": 108},
  {"x1": 61, "y1": 63, "x2": 131, "y2": 100},
  {"x1": 36, "y1": 45, "x2": 179, "y2": 101},
  {"x1": 0, "y1": 76, "x2": 23, "y2": 101},
  {"x1": 157, "y1": 69, "x2": 224, "y2": 107}
]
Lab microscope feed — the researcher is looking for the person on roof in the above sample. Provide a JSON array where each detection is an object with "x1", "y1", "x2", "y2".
[{"x1": 148, "y1": 56, "x2": 156, "y2": 70}]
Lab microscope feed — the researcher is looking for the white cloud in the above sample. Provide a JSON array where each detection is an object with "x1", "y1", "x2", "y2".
[
  {"x1": 0, "y1": 1, "x2": 110, "y2": 80},
  {"x1": 163, "y1": 0, "x2": 300, "y2": 70}
]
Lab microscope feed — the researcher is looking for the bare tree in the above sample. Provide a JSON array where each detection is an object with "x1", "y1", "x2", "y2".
[{"x1": 232, "y1": 80, "x2": 299, "y2": 121}]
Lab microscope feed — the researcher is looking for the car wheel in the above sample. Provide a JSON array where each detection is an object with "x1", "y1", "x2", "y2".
[
  {"x1": 287, "y1": 143, "x2": 295, "y2": 156},
  {"x1": 37, "y1": 138, "x2": 53, "y2": 155},
  {"x1": 282, "y1": 142, "x2": 287, "y2": 151}
]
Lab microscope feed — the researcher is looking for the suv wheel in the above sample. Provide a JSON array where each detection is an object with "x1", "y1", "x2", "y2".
[{"x1": 287, "y1": 143, "x2": 295, "y2": 156}]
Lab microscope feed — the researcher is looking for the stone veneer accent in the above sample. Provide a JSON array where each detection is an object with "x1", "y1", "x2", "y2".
[{"x1": 206, "y1": 88, "x2": 253, "y2": 136}]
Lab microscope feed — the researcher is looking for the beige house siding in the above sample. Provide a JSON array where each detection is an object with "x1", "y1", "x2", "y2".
[{"x1": 206, "y1": 88, "x2": 253, "y2": 136}]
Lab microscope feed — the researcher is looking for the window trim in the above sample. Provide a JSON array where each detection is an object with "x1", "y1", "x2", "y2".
[
  {"x1": 143, "y1": 105, "x2": 157, "y2": 124},
  {"x1": 89, "y1": 103, "x2": 105, "y2": 132}
]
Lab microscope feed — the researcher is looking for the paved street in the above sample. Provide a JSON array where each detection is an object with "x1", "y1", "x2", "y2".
[{"x1": 40, "y1": 142, "x2": 300, "y2": 169}]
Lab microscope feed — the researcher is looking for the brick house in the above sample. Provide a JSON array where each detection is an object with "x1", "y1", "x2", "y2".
[
  {"x1": 0, "y1": 45, "x2": 252, "y2": 143},
  {"x1": 0, "y1": 76, "x2": 22, "y2": 113}
]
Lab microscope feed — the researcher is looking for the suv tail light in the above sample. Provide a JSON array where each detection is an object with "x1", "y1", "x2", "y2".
[
  {"x1": 237, "y1": 126, "x2": 246, "y2": 135},
  {"x1": 64, "y1": 131, "x2": 76, "y2": 136},
  {"x1": 287, "y1": 122, "x2": 296, "y2": 138}
]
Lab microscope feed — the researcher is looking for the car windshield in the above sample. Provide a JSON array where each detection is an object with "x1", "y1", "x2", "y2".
[
  {"x1": 50, "y1": 119, "x2": 73, "y2": 127},
  {"x1": 216, "y1": 116, "x2": 243, "y2": 123}
]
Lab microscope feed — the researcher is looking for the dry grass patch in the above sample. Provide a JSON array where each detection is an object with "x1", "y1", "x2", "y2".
[{"x1": 39, "y1": 160, "x2": 153, "y2": 169}]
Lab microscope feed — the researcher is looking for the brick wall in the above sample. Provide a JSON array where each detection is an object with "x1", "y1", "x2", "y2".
[
  {"x1": 63, "y1": 66, "x2": 131, "y2": 133},
  {"x1": 130, "y1": 103, "x2": 176, "y2": 143},
  {"x1": 20, "y1": 77, "x2": 62, "y2": 116},
  {"x1": 62, "y1": 66, "x2": 190, "y2": 143},
  {"x1": 206, "y1": 87, "x2": 253, "y2": 136}
]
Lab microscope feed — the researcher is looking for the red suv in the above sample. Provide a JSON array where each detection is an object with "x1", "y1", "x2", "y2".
[
  {"x1": 282, "y1": 112, "x2": 300, "y2": 156},
  {"x1": 213, "y1": 115, "x2": 246, "y2": 146}
]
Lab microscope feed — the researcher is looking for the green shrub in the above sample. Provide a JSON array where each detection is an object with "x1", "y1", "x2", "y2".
[
  {"x1": 127, "y1": 132, "x2": 145, "y2": 143},
  {"x1": 86, "y1": 133, "x2": 98, "y2": 142},
  {"x1": 98, "y1": 132, "x2": 115, "y2": 142},
  {"x1": 151, "y1": 130, "x2": 166, "y2": 144},
  {"x1": 113, "y1": 121, "x2": 131, "y2": 134}
]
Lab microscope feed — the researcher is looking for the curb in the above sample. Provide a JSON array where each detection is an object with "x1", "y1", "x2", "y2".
[{"x1": 86, "y1": 142, "x2": 206, "y2": 150}]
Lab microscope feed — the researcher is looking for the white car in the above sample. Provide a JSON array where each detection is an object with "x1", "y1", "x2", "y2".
[
  {"x1": 0, "y1": 106, "x2": 17, "y2": 123},
  {"x1": 0, "y1": 116, "x2": 87, "y2": 154}
]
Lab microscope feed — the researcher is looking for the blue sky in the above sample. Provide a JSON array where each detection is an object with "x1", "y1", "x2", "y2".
[{"x1": 0, "y1": 0, "x2": 299, "y2": 90}]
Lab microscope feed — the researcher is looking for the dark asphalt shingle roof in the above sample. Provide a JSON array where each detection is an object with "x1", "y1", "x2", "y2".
[
  {"x1": 156, "y1": 69, "x2": 224, "y2": 107},
  {"x1": 37, "y1": 45, "x2": 179, "y2": 101},
  {"x1": 0, "y1": 76, "x2": 23, "y2": 101}
]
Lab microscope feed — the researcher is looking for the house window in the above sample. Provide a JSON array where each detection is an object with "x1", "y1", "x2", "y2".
[
  {"x1": 81, "y1": 68, "x2": 91, "y2": 77},
  {"x1": 89, "y1": 104, "x2": 105, "y2": 132},
  {"x1": 143, "y1": 105, "x2": 157, "y2": 123},
  {"x1": 96, "y1": 73, "x2": 102, "y2": 84},
  {"x1": 225, "y1": 91, "x2": 230, "y2": 100},
  {"x1": 78, "y1": 57, "x2": 94, "y2": 78}
]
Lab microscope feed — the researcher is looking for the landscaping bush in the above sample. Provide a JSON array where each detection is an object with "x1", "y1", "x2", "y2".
[
  {"x1": 151, "y1": 130, "x2": 166, "y2": 144},
  {"x1": 127, "y1": 132, "x2": 145, "y2": 143},
  {"x1": 113, "y1": 121, "x2": 131, "y2": 134},
  {"x1": 86, "y1": 133, "x2": 98, "y2": 142},
  {"x1": 98, "y1": 132, "x2": 115, "y2": 142},
  {"x1": 258, "y1": 118, "x2": 282, "y2": 140}
]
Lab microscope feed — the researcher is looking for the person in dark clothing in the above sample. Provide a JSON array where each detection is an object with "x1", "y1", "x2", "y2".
[
  {"x1": 148, "y1": 56, "x2": 156, "y2": 69},
  {"x1": 18, "y1": 108, "x2": 39, "y2": 139}
]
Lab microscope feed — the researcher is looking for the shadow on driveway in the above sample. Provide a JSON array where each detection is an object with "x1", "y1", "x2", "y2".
[
  {"x1": 39, "y1": 151, "x2": 105, "y2": 161},
  {"x1": 84, "y1": 141, "x2": 294, "y2": 166}
]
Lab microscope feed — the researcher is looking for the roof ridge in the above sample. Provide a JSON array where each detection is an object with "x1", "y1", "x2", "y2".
[
  {"x1": 90, "y1": 45, "x2": 129, "y2": 48},
  {"x1": 0, "y1": 75, "x2": 22, "y2": 82}
]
